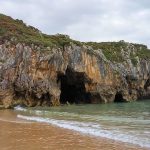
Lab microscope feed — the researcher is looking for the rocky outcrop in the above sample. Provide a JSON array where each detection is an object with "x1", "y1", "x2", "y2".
[
  {"x1": 0, "y1": 13, "x2": 149, "y2": 108},
  {"x1": 0, "y1": 39, "x2": 149, "y2": 108}
]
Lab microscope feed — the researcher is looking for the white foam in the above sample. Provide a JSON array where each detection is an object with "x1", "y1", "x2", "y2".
[
  {"x1": 13, "y1": 105, "x2": 149, "y2": 124},
  {"x1": 14, "y1": 106, "x2": 27, "y2": 112},
  {"x1": 17, "y1": 114, "x2": 150, "y2": 148},
  {"x1": 24, "y1": 110, "x2": 150, "y2": 124}
]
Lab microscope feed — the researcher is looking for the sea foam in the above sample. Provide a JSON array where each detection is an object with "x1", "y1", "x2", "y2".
[
  {"x1": 17, "y1": 114, "x2": 150, "y2": 148},
  {"x1": 14, "y1": 106, "x2": 27, "y2": 112}
]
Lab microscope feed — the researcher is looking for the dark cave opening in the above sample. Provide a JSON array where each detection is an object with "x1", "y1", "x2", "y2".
[
  {"x1": 114, "y1": 92, "x2": 125, "y2": 103},
  {"x1": 144, "y1": 78, "x2": 150, "y2": 90},
  {"x1": 141, "y1": 78, "x2": 150, "y2": 99},
  {"x1": 57, "y1": 67, "x2": 91, "y2": 104}
]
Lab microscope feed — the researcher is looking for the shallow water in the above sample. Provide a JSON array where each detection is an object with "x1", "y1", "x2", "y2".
[{"x1": 14, "y1": 100, "x2": 150, "y2": 148}]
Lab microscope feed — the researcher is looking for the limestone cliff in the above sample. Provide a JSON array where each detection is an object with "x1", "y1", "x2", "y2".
[{"x1": 0, "y1": 14, "x2": 150, "y2": 108}]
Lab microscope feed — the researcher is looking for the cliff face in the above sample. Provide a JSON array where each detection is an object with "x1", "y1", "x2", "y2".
[
  {"x1": 0, "y1": 41, "x2": 150, "y2": 108},
  {"x1": 0, "y1": 14, "x2": 150, "y2": 108}
]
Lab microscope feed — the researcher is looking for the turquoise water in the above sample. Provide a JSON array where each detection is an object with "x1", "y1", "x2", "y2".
[{"x1": 15, "y1": 100, "x2": 150, "y2": 148}]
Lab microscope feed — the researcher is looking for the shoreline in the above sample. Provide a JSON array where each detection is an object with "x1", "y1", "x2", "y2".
[{"x1": 0, "y1": 119, "x2": 149, "y2": 150}]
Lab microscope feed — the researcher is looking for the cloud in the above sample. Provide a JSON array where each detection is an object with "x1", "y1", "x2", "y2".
[{"x1": 0, "y1": 0, "x2": 150, "y2": 47}]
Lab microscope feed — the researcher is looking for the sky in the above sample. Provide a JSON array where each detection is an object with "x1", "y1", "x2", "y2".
[{"x1": 0, "y1": 0, "x2": 150, "y2": 47}]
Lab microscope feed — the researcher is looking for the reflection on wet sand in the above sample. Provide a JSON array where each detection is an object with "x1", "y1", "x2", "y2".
[{"x1": 0, "y1": 110, "x2": 148, "y2": 150}]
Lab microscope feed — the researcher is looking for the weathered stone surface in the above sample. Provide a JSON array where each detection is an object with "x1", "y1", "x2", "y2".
[{"x1": 0, "y1": 41, "x2": 149, "y2": 108}]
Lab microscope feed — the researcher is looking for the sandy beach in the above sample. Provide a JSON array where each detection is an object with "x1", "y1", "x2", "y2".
[{"x1": 0, "y1": 119, "x2": 148, "y2": 150}]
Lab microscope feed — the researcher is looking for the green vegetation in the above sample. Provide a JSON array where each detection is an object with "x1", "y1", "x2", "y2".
[
  {"x1": 131, "y1": 57, "x2": 138, "y2": 66},
  {"x1": 0, "y1": 59, "x2": 5, "y2": 63},
  {"x1": 84, "y1": 40, "x2": 150, "y2": 62},
  {"x1": 84, "y1": 41, "x2": 127, "y2": 62},
  {"x1": 0, "y1": 13, "x2": 81, "y2": 49},
  {"x1": 137, "y1": 47, "x2": 150, "y2": 59},
  {"x1": 0, "y1": 13, "x2": 150, "y2": 62}
]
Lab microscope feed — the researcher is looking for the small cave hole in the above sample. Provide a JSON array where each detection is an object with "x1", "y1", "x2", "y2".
[{"x1": 114, "y1": 92, "x2": 125, "y2": 103}]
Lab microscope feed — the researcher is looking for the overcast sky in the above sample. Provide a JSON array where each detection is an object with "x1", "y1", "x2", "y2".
[{"x1": 0, "y1": 0, "x2": 150, "y2": 47}]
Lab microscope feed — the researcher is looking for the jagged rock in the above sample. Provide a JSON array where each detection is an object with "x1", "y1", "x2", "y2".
[
  {"x1": 0, "y1": 40, "x2": 149, "y2": 108},
  {"x1": 0, "y1": 13, "x2": 150, "y2": 108}
]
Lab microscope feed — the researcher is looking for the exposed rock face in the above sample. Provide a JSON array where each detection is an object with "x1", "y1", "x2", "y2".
[{"x1": 0, "y1": 40, "x2": 150, "y2": 108}]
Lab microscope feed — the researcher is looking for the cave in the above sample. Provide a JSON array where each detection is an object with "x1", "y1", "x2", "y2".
[
  {"x1": 144, "y1": 78, "x2": 150, "y2": 90},
  {"x1": 142, "y1": 78, "x2": 150, "y2": 99},
  {"x1": 114, "y1": 92, "x2": 125, "y2": 103},
  {"x1": 57, "y1": 67, "x2": 91, "y2": 104}
]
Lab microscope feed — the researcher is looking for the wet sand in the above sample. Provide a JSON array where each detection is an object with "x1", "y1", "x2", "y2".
[{"x1": 0, "y1": 119, "x2": 149, "y2": 150}]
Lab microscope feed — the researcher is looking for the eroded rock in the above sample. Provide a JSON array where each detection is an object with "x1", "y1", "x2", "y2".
[{"x1": 0, "y1": 41, "x2": 149, "y2": 108}]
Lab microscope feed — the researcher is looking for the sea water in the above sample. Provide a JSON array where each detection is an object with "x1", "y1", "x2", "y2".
[{"x1": 15, "y1": 100, "x2": 150, "y2": 148}]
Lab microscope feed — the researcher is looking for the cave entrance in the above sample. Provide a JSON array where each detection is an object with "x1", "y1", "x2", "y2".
[
  {"x1": 142, "y1": 78, "x2": 150, "y2": 99},
  {"x1": 57, "y1": 67, "x2": 91, "y2": 104},
  {"x1": 114, "y1": 92, "x2": 125, "y2": 102},
  {"x1": 144, "y1": 78, "x2": 150, "y2": 90}
]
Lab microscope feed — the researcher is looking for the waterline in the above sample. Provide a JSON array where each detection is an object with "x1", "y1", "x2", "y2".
[{"x1": 17, "y1": 114, "x2": 150, "y2": 148}]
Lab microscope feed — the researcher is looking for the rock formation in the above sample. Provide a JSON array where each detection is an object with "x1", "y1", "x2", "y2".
[{"x1": 0, "y1": 14, "x2": 150, "y2": 108}]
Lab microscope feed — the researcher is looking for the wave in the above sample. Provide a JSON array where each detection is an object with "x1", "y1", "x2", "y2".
[
  {"x1": 14, "y1": 107, "x2": 150, "y2": 124},
  {"x1": 17, "y1": 114, "x2": 150, "y2": 148},
  {"x1": 14, "y1": 106, "x2": 27, "y2": 112}
]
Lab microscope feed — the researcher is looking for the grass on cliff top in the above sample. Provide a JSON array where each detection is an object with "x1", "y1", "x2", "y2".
[
  {"x1": 0, "y1": 14, "x2": 81, "y2": 49},
  {"x1": 84, "y1": 41, "x2": 150, "y2": 62},
  {"x1": 0, "y1": 13, "x2": 150, "y2": 61}
]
